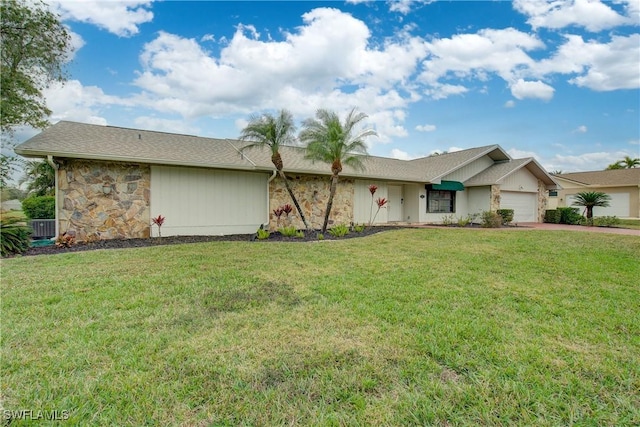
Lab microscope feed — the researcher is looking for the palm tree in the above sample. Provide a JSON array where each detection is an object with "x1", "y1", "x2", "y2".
[
  {"x1": 239, "y1": 109, "x2": 310, "y2": 230},
  {"x1": 572, "y1": 191, "x2": 611, "y2": 220},
  {"x1": 300, "y1": 108, "x2": 377, "y2": 233},
  {"x1": 19, "y1": 159, "x2": 55, "y2": 196},
  {"x1": 620, "y1": 156, "x2": 640, "y2": 169}
]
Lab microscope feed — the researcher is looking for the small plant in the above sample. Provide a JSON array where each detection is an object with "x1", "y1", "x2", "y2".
[
  {"x1": 328, "y1": 223, "x2": 349, "y2": 238},
  {"x1": 279, "y1": 225, "x2": 298, "y2": 237},
  {"x1": 368, "y1": 184, "x2": 378, "y2": 226},
  {"x1": 353, "y1": 223, "x2": 365, "y2": 233},
  {"x1": 442, "y1": 214, "x2": 456, "y2": 226},
  {"x1": 0, "y1": 217, "x2": 32, "y2": 257},
  {"x1": 370, "y1": 197, "x2": 388, "y2": 226},
  {"x1": 317, "y1": 233, "x2": 324, "y2": 240},
  {"x1": 152, "y1": 215, "x2": 166, "y2": 237},
  {"x1": 295, "y1": 230, "x2": 305, "y2": 238},
  {"x1": 55, "y1": 232, "x2": 76, "y2": 248},
  {"x1": 273, "y1": 207, "x2": 284, "y2": 228},
  {"x1": 457, "y1": 216, "x2": 471, "y2": 227},
  {"x1": 256, "y1": 228, "x2": 270, "y2": 240},
  {"x1": 593, "y1": 216, "x2": 620, "y2": 227},
  {"x1": 480, "y1": 210, "x2": 502, "y2": 228},
  {"x1": 497, "y1": 209, "x2": 514, "y2": 225}
]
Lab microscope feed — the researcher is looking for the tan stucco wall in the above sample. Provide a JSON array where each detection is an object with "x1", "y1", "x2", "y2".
[
  {"x1": 269, "y1": 174, "x2": 354, "y2": 230},
  {"x1": 555, "y1": 182, "x2": 639, "y2": 219},
  {"x1": 58, "y1": 160, "x2": 150, "y2": 241}
]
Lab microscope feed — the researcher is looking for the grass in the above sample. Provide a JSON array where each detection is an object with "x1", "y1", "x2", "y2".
[{"x1": 1, "y1": 228, "x2": 639, "y2": 425}]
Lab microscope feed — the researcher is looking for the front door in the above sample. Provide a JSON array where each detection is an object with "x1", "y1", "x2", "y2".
[{"x1": 388, "y1": 185, "x2": 403, "y2": 222}]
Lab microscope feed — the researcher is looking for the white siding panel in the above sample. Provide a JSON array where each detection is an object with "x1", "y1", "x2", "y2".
[
  {"x1": 501, "y1": 191, "x2": 537, "y2": 222},
  {"x1": 567, "y1": 193, "x2": 630, "y2": 217},
  {"x1": 403, "y1": 184, "x2": 420, "y2": 223},
  {"x1": 442, "y1": 155, "x2": 494, "y2": 182},
  {"x1": 500, "y1": 168, "x2": 539, "y2": 192},
  {"x1": 151, "y1": 166, "x2": 268, "y2": 236},
  {"x1": 354, "y1": 180, "x2": 388, "y2": 224},
  {"x1": 467, "y1": 187, "x2": 491, "y2": 217}
]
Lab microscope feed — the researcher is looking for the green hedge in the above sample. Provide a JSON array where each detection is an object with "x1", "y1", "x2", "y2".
[
  {"x1": 21, "y1": 196, "x2": 55, "y2": 219},
  {"x1": 544, "y1": 210, "x2": 561, "y2": 223}
]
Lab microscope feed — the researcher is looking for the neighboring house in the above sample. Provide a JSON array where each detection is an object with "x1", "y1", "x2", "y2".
[
  {"x1": 1, "y1": 199, "x2": 22, "y2": 212},
  {"x1": 551, "y1": 169, "x2": 640, "y2": 219},
  {"x1": 15, "y1": 121, "x2": 558, "y2": 241}
]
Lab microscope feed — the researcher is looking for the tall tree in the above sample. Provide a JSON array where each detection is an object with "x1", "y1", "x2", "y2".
[
  {"x1": 300, "y1": 108, "x2": 376, "y2": 233},
  {"x1": 572, "y1": 191, "x2": 611, "y2": 220},
  {"x1": 239, "y1": 109, "x2": 310, "y2": 230},
  {"x1": 1, "y1": 0, "x2": 71, "y2": 189},
  {"x1": 606, "y1": 156, "x2": 640, "y2": 170},
  {"x1": 1, "y1": 0, "x2": 71, "y2": 133}
]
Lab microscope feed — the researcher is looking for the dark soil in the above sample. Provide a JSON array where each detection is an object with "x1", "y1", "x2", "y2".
[{"x1": 19, "y1": 226, "x2": 402, "y2": 257}]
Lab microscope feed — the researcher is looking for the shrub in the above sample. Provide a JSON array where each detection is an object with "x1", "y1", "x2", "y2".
[
  {"x1": 317, "y1": 233, "x2": 324, "y2": 240},
  {"x1": 0, "y1": 217, "x2": 32, "y2": 257},
  {"x1": 256, "y1": 228, "x2": 270, "y2": 240},
  {"x1": 279, "y1": 225, "x2": 298, "y2": 237},
  {"x1": 593, "y1": 216, "x2": 620, "y2": 228},
  {"x1": 295, "y1": 231, "x2": 305, "y2": 238},
  {"x1": 21, "y1": 196, "x2": 55, "y2": 219},
  {"x1": 442, "y1": 214, "x2": 456, "y2": 226},
  {"x1": 457, "y1": 216, "x2": 471, "y2": 227},
  {"x1": 480, "y1": 211, "x2": 502, "y2": 228},
  {"x1": 557, "y1": 207, "x2": 583, "y2": 225},
  {"x1": 328, "y1": 224, "x2": 349, "y2": 238},
  {"x1": 353, "y1": 223, "x2": 365, "y2": 233},
  {"x1": 496, "y1": 209, "x2": 514, "y2": 225},
  {"x1": 544, "y1": 209, "x2": 561, "y2": 223}
]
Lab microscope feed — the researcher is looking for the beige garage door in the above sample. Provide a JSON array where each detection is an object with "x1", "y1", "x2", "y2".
[{"x1": 501, "y1": 191, "x2": 537, "y2": 223}]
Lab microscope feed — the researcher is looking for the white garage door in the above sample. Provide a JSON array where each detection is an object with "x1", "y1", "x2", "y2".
[
  {"x1": 151, "y1": 166, "x2": 268, "y2": 236},
  {"x1": 566, "y1": 193, "x2": 630, "y2": 217},
  {"x1": 501, "y1": 191, "x2": 537, "y2": 223}
]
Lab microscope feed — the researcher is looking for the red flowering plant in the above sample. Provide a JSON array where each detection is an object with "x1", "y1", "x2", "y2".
[
  {"x1": 273, "y1": 207, "x2": 284, "y2": 228},
  {"x1": 281, "y1": 204, "x2": 294, "y2": 225},
  {"x1": 368, "y1": 185, "x2": 378, "y2": 226},
  {"x1": 371, "y1": 197, "x2": 388, "y2": 225},
  {"x1": 152, "y1": 215, "x2": 165, "y2": 237}
]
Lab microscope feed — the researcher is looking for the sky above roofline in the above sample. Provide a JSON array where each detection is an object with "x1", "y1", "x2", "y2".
[{"x1": 7, "y1": 0, "x2": 640, "y2": 175}]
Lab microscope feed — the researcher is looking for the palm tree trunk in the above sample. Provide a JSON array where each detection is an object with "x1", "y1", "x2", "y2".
[
  {"x1": 322, "y1": 174, "x2": 339, "y2": 233},
  {"x1": 278, "y1": 170, "x2": 310, "y2": 231}
]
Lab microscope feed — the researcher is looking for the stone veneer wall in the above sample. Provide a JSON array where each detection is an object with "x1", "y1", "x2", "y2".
[
  {"x1": 490, "y1": 185, "x2": 501, "y2": 211},
  {"x1": 58, "y1": 160, "x2": 151, "y2": 241},
  {"x1": 269, "y1": 175, "x2": 354, "y2": 230},
  {"x1": 537, "y1": 179, "x2": 549, "y2": 222}
]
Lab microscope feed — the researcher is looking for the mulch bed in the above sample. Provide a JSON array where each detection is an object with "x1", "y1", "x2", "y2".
[{"x1": 18, "y1": 226, "x2": 402, "y2": 257}]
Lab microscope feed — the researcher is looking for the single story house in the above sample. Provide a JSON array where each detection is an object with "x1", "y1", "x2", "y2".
[
  {"x1": 15, "y1": 121, "x2": 558, "y2": 241},
  {"x1": 550, "y1": 169, "x2": 640, "y2": 219}
]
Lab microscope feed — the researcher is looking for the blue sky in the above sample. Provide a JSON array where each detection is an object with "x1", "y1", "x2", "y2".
[{"x1": 17, "y1": 0, "x2": 640, "y2": 172}]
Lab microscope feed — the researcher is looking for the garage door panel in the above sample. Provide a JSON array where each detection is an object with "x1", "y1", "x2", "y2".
[
  {"x1": 151, "y1": 166, "x2": 267, "y2": 236},
  {"x1": 501, "y1": 191, "x2": 537, "y2": 223}
]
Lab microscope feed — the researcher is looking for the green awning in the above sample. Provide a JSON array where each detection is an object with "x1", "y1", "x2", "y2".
[{"x1": 431, "y1": 180, "x2": 465, "y2": 191}]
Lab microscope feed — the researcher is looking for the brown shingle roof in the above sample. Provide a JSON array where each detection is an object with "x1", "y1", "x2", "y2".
[
  {"x1": 15, "y1": 121, "x2": 556, "y2": 186},
  {"x1": 554, "y1": 169, "x2": 640, "y2": 187}
]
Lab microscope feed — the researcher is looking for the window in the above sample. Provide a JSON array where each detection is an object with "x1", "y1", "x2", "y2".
[
  {"x1": 549, "y1": 190, "x2": 558, "y2": 197},
  {"x1": 427, "y1": 190, "x2": 455, "y2": 213}
]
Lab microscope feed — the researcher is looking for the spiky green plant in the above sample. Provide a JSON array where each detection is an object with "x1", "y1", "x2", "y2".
[
  {"x1": 572, "y1": 191, "x2": 611, "y2": 220},
  {"x1": 0, "y1": 217, "x2": 32, "y2": 257}
]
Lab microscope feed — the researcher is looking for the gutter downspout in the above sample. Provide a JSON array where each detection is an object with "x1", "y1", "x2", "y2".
[
  {"x1": 266, "y1": 170, "x2": 277, "y2": 228},
  {"x1": 46, "y1": 155, "x2": 59, "y2": 238}
]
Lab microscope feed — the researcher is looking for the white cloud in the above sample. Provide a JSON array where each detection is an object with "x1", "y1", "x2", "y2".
[
  {"x1": 513, "y1": 0, "x2": 631, "y2": 32},
  {"x1": 133, "y1": 117, "x2": 199, "y2": 135},
  {"x1": 43, "y1": 80, "x2": 132, "y2": 125},
  {"x1": 388, "y1": 0, "x2": 433, "y2": 15},
  {"x1": 390, "y1": 148, "x2": 416, "y2": 160},
  {"x1": 132, "y1": 8, "x2": 431, "y2": 147},
  {"x1": 415, "y1": 124, "x2": 436, "y2": 132},
  {"x1": 548, "y1": 150, "x2": 637, "y2": 171},
  {"x1": 504, "y1": 100, "x2": 516, "y2": 108},
  {"x1": 421, "y1": 28, "x2": 544, "y2": 85},
  {"x1": 510, "y1": 79, "x2": 555, "y2": 101},
  {"x1": 573, "y1": 125, "x2": 588, "y2": 133},
  {"x1": 533, "y1": 34, "x2": 640, "y2": 91},
  {"x1": 54, "y1": 1, "x2": 154, "y2": 37}
]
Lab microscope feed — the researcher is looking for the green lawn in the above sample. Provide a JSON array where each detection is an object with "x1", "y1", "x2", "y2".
[{"x1": 2, "y1": 229, "x2": 639, "y2": 426}]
